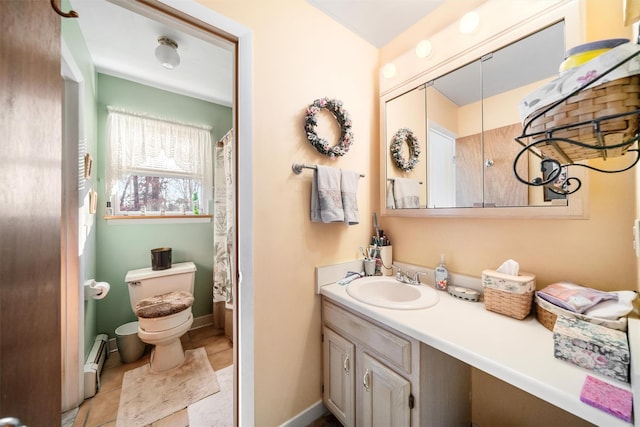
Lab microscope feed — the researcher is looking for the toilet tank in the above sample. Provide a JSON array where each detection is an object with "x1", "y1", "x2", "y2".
[{"x1": 124, "y1": 261, "x2": 197, "y2": 312}]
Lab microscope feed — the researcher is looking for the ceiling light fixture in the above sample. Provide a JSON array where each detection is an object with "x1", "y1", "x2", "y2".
[
  {"x1": 459, "y1": 11, "x2": 480, "y2": 34},
  {"x1": 415, "y1": 40, "x2": 433, "y2": 59},
  {"x1": 155, "y1": 36, "x2": 180, "y2": 69}
]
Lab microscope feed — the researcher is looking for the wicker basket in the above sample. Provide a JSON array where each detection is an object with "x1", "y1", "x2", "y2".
[
  {"x1": 535, "y1": 294, "x2": 628, "y2": 332},
  {"x1": 482, "y1": 270, "x2": 536, "y2": 320},
  {"x1": 535, "y1": 300, "x2": 559, "y2": 331},
  {"x1": 525, "y1": 75, "x2": 640, "y2": 163},
  {"x1": 484, "y1": 287, "x2": 533, "y2": 320}
]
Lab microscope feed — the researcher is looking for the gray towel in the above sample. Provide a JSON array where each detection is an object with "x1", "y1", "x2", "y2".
[
  {"x1": 311, "y1": 165, "x2": 343, "y2": 222},
  {"x1": 393, "y1": 178, "x2": 420, "y2": 208},
  {"x1": 341, "y1": 169, "x2": 360, "y2": 225}
]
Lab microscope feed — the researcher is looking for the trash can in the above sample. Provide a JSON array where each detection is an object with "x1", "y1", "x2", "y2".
[{"x1": 115, "y1": 321, "x2": 145, "y2": 363}]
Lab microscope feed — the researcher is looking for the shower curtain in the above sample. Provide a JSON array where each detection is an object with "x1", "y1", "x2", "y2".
[{"x1": 213, "y1": 129, "x2": 234, "y2": 304}]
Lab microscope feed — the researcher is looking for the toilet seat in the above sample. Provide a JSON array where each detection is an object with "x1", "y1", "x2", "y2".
[{"x1": 135, "y1": 291, "x2": 194, "y2": 333}]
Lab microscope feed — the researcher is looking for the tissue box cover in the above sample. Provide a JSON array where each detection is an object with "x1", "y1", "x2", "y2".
[
  {"x1": 482, "y1": 270, "x2": 536, "y2": 294},
  {"x1": 553, "y1": 316, "x2": 629, "y2": 382}
]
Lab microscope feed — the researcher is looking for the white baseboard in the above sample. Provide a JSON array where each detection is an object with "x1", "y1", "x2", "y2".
[{"x1": 280, "y1": 400, "x2": 328, "y2": 427}]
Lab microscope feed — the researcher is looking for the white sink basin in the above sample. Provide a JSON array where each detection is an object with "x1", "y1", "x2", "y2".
[{"x1": 346, "y1": 276, "x2": 439, "y2": 310}]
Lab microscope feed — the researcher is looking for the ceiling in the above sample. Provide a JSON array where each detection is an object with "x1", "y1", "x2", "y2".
[
  {"x1": 306, "y1": 0, "x2": 446, "y2": 48},
  {"x1": 69, "y1": 0, "x2": 234, "y2": 106},
  {"x1": 69, "y1": 0, "x2": 564, "y2": 109},
  {"x1": 69, "y1": 0, "x2": 451, "y2": 107},
  {"x1": 433, "y1": 21, "x2": 565, "y2": 106}
]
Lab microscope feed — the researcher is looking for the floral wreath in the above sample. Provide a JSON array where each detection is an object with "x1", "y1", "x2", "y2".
[
  {"x1": 390, "y1": 128, "x2": 421, "y2": 171},
  {"x1": 304, "y1": 97, "x2": 354, "y2": 157}
]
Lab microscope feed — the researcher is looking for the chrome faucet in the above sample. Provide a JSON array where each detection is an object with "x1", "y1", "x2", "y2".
[{"x1": 395, "y1": 269, "x2": 421, "y2": 285}]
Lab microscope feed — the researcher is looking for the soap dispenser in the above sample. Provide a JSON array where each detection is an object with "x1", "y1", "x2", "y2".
[{"x1": 434, "y1": 254, "x2": 449, "y2": 291}]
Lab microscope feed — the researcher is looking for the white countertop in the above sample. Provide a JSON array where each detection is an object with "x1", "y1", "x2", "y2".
[{"x1": 320, "y1": 280, "x2": 636, "y2": 427}]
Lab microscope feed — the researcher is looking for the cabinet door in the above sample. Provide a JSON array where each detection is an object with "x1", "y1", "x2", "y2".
[
  {"x1": 323, "y1": 327, "x2": 355, "y2": 426},
  {"x1": 361, "y1": 352, "x2": 411, "y2": 427}
]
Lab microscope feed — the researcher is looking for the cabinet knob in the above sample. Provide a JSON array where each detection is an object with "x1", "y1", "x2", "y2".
[{"x1": 343, "y1": 354, "x2": 350, "y2": 374}]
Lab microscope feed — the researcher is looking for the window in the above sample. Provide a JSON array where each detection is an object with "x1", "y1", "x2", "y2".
[{"x1": 106, "y1": 107, "x2": 213, "y2": 215}]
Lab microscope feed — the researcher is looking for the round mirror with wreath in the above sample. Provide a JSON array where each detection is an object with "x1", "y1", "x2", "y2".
[
  {"x1": 304, "y1": 97, "x2": 354, "y2": 157},
  {"x1": 390, "y1": 127, "x2": 421, "y2": 171}
]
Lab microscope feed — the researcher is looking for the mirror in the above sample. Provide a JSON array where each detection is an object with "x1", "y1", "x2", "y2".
[{"x1": 384, "y1": 21, "x2": 578, "y2": 213}]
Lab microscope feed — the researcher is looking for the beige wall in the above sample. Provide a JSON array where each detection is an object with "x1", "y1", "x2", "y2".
[
  {"x1": 380, "y1": 0, "x2": 635, "y2": 288},
  {"x1": 380, "y1": 0, "x2": 636, "y2": 426},
  {"x1": 199, "y1": 0, "x2": 378, "y2": 424},
  {"x1": 200, "y1": 0, "x2": 635, "y2": 425}
]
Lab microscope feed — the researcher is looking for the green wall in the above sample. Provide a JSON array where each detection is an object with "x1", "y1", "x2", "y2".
[
  {"x1": 95, "y1": 74, "x2": 233, "y2": 338},
  {"x1": 62, "y1": 14, "x2": 99, "y2": 359}
]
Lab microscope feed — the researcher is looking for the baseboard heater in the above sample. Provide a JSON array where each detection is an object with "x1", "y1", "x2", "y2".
[{"x1": 84, "y1": 334, "x2": 109, "y2": 399}]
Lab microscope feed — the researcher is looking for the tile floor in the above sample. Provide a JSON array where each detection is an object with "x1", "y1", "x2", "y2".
[{"x1": 72, "y1": 324, "x2": 233, "y2": 427}]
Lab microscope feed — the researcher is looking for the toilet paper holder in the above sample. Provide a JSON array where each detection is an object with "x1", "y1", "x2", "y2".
[{"x1": 84, "y1": 279, "x2": 110, "y2": 300}]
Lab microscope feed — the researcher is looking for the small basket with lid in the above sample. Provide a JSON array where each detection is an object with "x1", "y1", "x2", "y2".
[{"x1": 482, "y1": 270, "x2": 536, "y2": 320}]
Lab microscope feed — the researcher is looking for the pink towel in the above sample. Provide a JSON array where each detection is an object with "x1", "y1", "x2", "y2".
[{"x1": 580, "y1": 375, "x2": 632, "y2": 422}]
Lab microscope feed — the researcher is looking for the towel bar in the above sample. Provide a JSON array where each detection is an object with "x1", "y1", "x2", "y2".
[
  {"x1": 292, "y1": 162, "x2": 365, "y2": 177},
  {"x1": 387, "y1": 177, "x2": 423, "y2": 184}
]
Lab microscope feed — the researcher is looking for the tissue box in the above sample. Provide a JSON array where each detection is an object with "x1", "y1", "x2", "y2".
[
  {"x1": 482, "y1": 270, "x2": 536, "y2": 320},
  {"x1": 553, "y1": 316, "x2": 629, "y2": 383}
]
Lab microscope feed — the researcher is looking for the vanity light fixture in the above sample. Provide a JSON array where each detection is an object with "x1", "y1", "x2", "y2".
[
  {"x1": 459, "y1": 11, "x2": 480, "y2": 34},
  {"x1": 415, "y1": 40, "x2": 433, "y2": 59},
  {"x1": 155, "y1": 36, "x2": 180, "y2": 69},
  {"x1": 382, "y1": 63, "x2": 397, "y2": 79}
]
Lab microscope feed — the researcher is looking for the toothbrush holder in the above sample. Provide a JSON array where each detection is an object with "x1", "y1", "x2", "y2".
[{"x1": 379, "y1": 246, "x2": 392, "y2": 276}]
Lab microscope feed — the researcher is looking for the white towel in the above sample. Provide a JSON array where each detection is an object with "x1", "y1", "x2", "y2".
[
  {"x1": 393, "y1": 178, "x2": 420, "y2": 208},
  {"x1": 311, "y1": 165, "x2": 343, "y2": 223},
  {"x1": 584, "y1": 291, "x2": 637, "y2": 320},
  {"x1": 341, "y1": 169, "x2": 360, "y2": 225}
]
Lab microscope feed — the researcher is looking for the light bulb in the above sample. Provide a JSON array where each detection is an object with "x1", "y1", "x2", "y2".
[
  {"x1": 155, "y1": 37, "x2": 180, "y2": 69},
  {"x1": 415, "y1": 40, "x2": 433, "y2": 59},
  {"x1": 382, "y1": 63, "x2": 397, "y2": 79}
]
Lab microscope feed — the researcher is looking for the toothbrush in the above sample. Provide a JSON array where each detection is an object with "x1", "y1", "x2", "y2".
[
  {"x1": 337, "y1": 271, "x2": 362, "y2": 285},
  {"x1": 373, "y1": 213, "x2": 380, "y2": 243}
]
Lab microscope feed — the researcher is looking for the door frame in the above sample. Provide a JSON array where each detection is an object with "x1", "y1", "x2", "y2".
[
  {"x1": 152, "y1": 3, "x2": 255, "y2": 424},
  {"x1": 61, "y1": 41, "x2": 85, "y2": 412},
  {"x1": 67, "y1": 0, "x2": 255, "y2": 423}
]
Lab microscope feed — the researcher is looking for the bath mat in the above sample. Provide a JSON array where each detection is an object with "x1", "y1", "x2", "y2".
[
  {"x1": 188, "y1": 365, "x2": 233, "y2": 426},
  {"x1": 116, "y1": 347, "x2": 220, "y2": 427}
]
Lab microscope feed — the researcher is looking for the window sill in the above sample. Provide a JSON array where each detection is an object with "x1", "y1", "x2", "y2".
[{"x1": 104, "y1": 214, "x2": 212, "y2": 225}]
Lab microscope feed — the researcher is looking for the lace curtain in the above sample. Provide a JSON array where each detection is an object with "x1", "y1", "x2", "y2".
[
  {"x1": 106, "y1": 107, "x2": 213, "y2": 208},
  {"x1": 213, "y1": 129, "x2": 234, "y2": 304}
]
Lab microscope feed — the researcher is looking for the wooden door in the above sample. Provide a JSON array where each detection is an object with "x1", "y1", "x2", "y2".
[
  {"x1": 0, "y1": 1, "x2": 62, "y2": 425},
  {"x1": 360, "y1": 352, "x2": 410, "y2": 427},
  {"x1": 323, "y1": 327, "x2": 355, "y2": 427},
  {"x1": 455, "y1": 132, "x2": 483, "y2": 207},
  {"x1": 484, "y1": 123, "x2": 528, "y2": 207}
]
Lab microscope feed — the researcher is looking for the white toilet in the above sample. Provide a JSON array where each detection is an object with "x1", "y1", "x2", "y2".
[{"x1": 124, "y1": 261, "x2": 197, "y2": 372}]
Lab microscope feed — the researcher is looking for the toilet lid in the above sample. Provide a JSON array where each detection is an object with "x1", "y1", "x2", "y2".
[{"x1": 135, "y1": 291, "x2": 194, "y2": 318}]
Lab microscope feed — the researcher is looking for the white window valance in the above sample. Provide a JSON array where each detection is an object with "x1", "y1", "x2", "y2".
[{"x1": 106, "y1": 107, "x2": 213, "y2": 206}]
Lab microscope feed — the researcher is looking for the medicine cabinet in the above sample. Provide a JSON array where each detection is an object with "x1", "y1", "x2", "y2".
[{"x1": 380, "y1": 0, "x2": 589, "y2": 218}]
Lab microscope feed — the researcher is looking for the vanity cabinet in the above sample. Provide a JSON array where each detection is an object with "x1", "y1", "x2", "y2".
[
  {"x1": 323, "y1": 326, "x2": 355, "y2": 426},
  {"x1": 322, "y1": 297, "x2": 471, "y2": 426}
]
